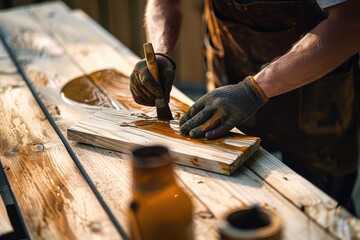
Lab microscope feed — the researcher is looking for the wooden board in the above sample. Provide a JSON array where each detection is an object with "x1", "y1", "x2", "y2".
[
  {"x1": 0, "y1": 16, "x2": 121, "y2": 240},
  {"x1": 68, "y1": 109, "x2": 260, "y2": 175},
  {"x1": 0, "y1": 195, "x2": 13, "y2": 236}
]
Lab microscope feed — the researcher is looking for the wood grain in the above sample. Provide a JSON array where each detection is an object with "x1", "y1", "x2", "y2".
[
  {"x1": 0, "y1": 16, "x2": 121, "y2": 240},
  {"x1": 29, "y1": 3, "x2": 344, "y2": 239},
  {"x1": 68, "y1": 108, "x2": 260, "y2": 175},
  {"x1": 1, "y1": 2, "x2": 356, "y2": 239},
  {"x1": 0, "y1": 195, "x2": 13, "y2": 236}
]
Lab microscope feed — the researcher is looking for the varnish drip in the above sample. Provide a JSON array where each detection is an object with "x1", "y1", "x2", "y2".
[
  {"x1": 61, "y1": 69, "x2": 190, "y2": 119},
  {"x1": 121, "y1": 119, "x2": 257, "y2": 152}
]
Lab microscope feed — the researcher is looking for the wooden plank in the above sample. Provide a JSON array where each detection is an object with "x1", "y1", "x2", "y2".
[
  {"x1": 174, "y1": 165, "x2": 336, "y2": 240},
  {"x1": 0, "y1": 4, "x2": 219, "y2": 239},
  {"x1": 0, "y1": 15, "x2": 121, "y2": 240},
  {"x1": 0, "y1": 195, "x2": 13, "y2": 236},
  {"x1": 28, "y1": 4, "x2": 346, "y2": 240},
  {"x1": 68, "y1": 108, "x2": 260, "y2": 175},
  {"x1": 246, "y1": 150, "x2": 360, "y2": 239}
]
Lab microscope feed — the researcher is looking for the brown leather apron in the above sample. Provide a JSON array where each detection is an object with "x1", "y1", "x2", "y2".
[{"x1": 203, "y1": 0, "x2": 360, "y2": 175}]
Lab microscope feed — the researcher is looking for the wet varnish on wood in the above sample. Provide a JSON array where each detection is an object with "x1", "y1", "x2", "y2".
[{"x1": 68, "y1": 109, "x2": 260, "y2": 175}]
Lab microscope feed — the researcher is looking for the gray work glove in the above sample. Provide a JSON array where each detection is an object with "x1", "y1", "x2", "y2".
[
  {"x1": 130, "y1": 54, "x2": 176, "y2": 106},
  {"x1": 179, "y1": 76, "x2": 268, "y2": 139}
]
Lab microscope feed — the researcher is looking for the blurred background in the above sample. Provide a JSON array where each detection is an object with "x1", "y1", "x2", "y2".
[{"x1": 0, "y1": 0, "x2": 206, "y2": 100}]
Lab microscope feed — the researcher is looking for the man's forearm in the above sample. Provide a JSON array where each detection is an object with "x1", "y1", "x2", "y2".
[
  {"x1": 255, "y1": 0, "x2": 360, "y2": 98},
  {"x1": 145, "y1": 0, "x2": 182, "y2": 57}
]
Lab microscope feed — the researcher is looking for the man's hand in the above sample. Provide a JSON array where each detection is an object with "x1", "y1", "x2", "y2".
[
  {"x1": 130, "y1": 54, "x2": 175, "y2": 106},
  {"x1": 179, "y1": 77, "x2": 268, "y2": 139}
]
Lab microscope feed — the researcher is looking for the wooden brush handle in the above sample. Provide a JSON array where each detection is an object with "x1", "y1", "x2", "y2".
[
  {"x1": 143, "y1": 43, "x2": 173, "y2": 120},
  {"x1": 143, "y1": 43, "x2": 160, "y2": 84},
  {"x1": 143, "y1": 42, "x2": 167, "y2": 108}
]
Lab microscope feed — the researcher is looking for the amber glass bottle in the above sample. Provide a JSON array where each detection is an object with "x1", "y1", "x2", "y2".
[{"x1": 128, "y1": 145, "x2": 194, "y2": 240}]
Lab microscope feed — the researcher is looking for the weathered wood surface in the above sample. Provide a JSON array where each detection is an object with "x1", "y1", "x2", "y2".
[
  {"x1": 68, "y1": 109, "x2": 260, "y2": 175},
  {"x1": 0, "y1": 20, "x2": 121, "y2": 240},
  {"x1": 0, "y1": 195, "x2": 13, "y2": 236},
  {"x1": 29, "y1": 3, "x2": 349, "y2": 239},
  {"x1": 0, "y1": 2, "x2": 358, "y2": 240}
]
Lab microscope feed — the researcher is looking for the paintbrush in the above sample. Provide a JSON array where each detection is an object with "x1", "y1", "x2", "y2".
[{"x1": 143, "y1": 43, "x2": 173, "y2": 120}]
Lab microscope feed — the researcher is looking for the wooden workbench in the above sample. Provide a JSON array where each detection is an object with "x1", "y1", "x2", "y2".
[{"x1": 0, "y1": 2, "x2": 359, "y2": 239}]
